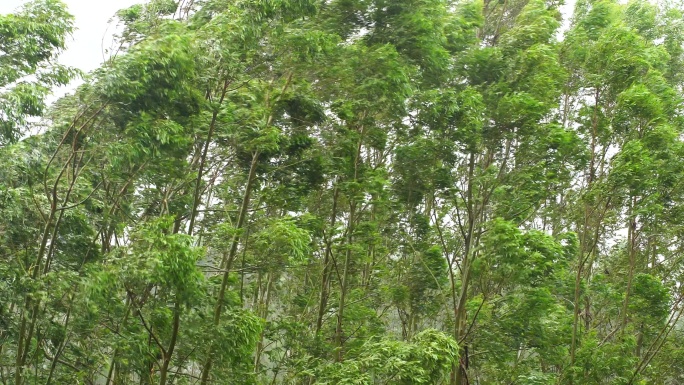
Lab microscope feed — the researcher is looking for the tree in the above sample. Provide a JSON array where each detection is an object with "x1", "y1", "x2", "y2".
[
  {"x1": 2, "y1": 0, "x2": 684, "y2": 384},
  {"x1": 0, "y1": 0, "x2": 79, "y2": 145}
]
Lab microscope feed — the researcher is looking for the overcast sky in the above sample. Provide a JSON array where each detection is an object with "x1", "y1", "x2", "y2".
[{"x1": 1, "y1": 0, "x2": 143, "y2": 99}]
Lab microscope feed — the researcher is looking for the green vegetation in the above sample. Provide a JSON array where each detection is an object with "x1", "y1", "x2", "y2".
[{"x1": 1, "y1": 0, "x2": 683, "y2": 384}]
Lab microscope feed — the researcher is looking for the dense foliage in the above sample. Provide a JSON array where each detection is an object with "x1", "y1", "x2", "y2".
[{"x1": 1, "y1": 0, "x2": 684, "y2": 384}]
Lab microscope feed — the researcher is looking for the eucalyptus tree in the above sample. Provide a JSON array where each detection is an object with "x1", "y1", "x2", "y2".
[
  {"x1": 2, "y1": 0, "x2": 684, "y2": 384},
  {"x1": 0, "y1": 0, "x2": 80, "y2": 145},
  {"x1": 558, "y1": 1, "x2": 684, "y2": 383}
]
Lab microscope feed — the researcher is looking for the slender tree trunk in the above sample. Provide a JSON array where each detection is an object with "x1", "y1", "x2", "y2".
[
  {"x1": 570, "y1": 88, "x2": 601, "y2": 375},
  {"x1": 44, "y1": 300, "x2": 73, "y2": 385},
  {"x1": 199, "y1": 150, "x2": 259, "y2": 385},
  {"x1": 315, "y1": 187, "x2": 339, "y2": 335},
  {"x1": 622, "y1": 197, "x2": 638, "y2": 329},
  {"x1": 159, "y1": 301, "x2": 181, "y2": 385},
  {"x1": 335, "y1": 201, "x2": 355, "y2": 362},
  {"x1": 188, "y1": 78, "x2": 231, "y2": 236},
  {"x1": 454, "y1": 152, "x2": 477, "y2": 385},
  {"x1": 254, "y1": 273, "x2": 274, "y2": 371}
]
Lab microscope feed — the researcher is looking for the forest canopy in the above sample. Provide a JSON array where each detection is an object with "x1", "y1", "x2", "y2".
[{"x1": 1, "y1": 0, "x2": 684, "y2": 384}]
